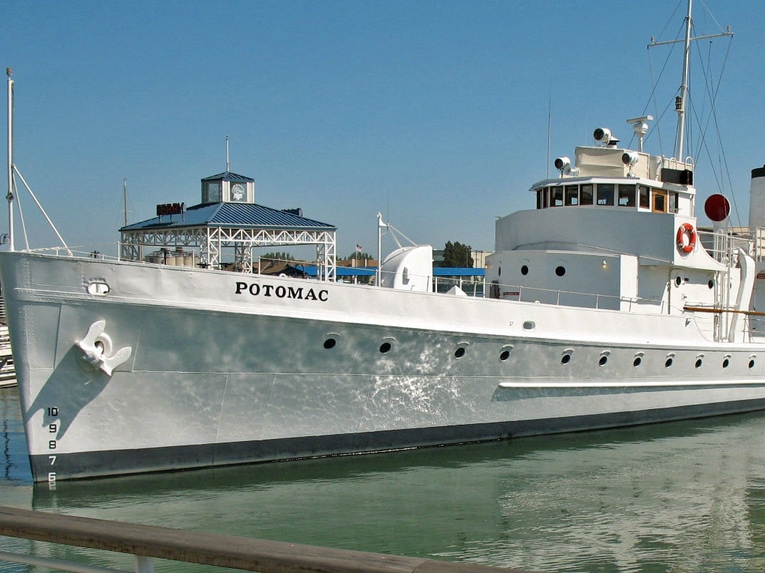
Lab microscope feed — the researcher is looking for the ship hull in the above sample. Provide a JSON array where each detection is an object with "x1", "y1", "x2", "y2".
[{"x1": 3, "y1": 251, "x2": 765, "y2": 482}]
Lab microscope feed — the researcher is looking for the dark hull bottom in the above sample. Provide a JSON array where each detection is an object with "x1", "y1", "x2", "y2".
[{"x1": 33, "y1": 398, "x2": 765, "y2": 482}]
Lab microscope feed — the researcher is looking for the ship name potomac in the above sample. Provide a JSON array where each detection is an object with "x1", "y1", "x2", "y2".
[{"x1": 235, "y1": 281, "x2": 329, "y2": 302}]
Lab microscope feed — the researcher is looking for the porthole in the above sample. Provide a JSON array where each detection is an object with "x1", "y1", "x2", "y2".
[
  {"x1": 633, "y1": 356, "x2": 642, "y2": 367},
  {"x1": 521, "y1": 265, "x2": 529, "y2": 276},
  {"x1": 722, "y1": 358, "x2": 730, "y2": 369},
  {"x1": 379, "y1": 342, "x2": 392, "y2": 354},
  {"x1": 561, "y1": 353, "x2": 572, "y2": 365},
  {"x1": 598, "y1": 355, "x2": 608, "y2": 366},
  {"x1": 708, "y1": 280, "x2": 714, "y2": 289},
  {"x1": 499, "y1": 350, "x2": 510, "y2": 361},
  {"x1": 523, "y1": 321, "x2": 535, "y2": 331},
  {"x1": 86, "y1": 280, "x2": 111, "y2": 296},
  {"x1": 749, "y1": 358, "x2": 756, "y2": 369},
  {"x1": 665, "y1": 357, "x2": 674, "y2": 368},
  {"x1": 675, "y1": 276, "x2": 682, "y2": 287},
  {"x1": 323, "y1": 338, "x2": 337, "y2": 350},
  {"x1": 695, "y1": 358, "x2": 703, "y2": 368},
  {"x1": 454, "y1": 347, "x2": 466, "y2": 359},
  {"x1": 555, "y1": 266, "x2": 566, "y2": 277}
]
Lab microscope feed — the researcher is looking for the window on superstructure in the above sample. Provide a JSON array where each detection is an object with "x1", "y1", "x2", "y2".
[
  {"x1": 551, "y1": 186, "x2": 564, "y2": 207},
  {"x1": 653, "y1": 191, "x2": 667, "y2": 212},
  {"x1": 580, "y1": 184, "x2": 593, "y2": 205},
  {"x1": 639, "y1": 185, "x2": 650, "y2": 209},
  {"x1": 536, "y1": 188, "x2": 545, "y2": 209},
  {"x1": 565, "y1": 185, "x2": 579, "y2": 206},
  {"x1": 597, "y1": 184, "x2": 615, "y2": 206},
  {"x1": 618, "y1": 185, "x2": 636, "y2": 207},
  {"x1": 669, "y1": 192, "x2": 679, "y2": 213}
]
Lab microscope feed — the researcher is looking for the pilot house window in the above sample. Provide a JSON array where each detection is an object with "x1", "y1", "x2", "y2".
[
  {"x1": 639, "y1": 185, "x2": 650, "y2": 208},
  {"x1": 551, "y1": 187, "x2": 564, "y2": 207},
  {"x1": 580, "y1": 184, "x2": 593, "y2": 205},
  {"x1": 597, "y1": 184, "x2": 615, "y2": 206},
  {"x1": 653, "y1": 191, "x2": 667, "y2": 212},
  {"x1": 565, "y1": 185, "x2": 579, "y2": 206},
  {"x1": 536, "y1": 187, "x2": 549, "y2": 209},
  {"x1": 669, "y1": 191, "x2": 679, "y2": 213},
  {"x1": 618, "y1": 184, "x2": 636, "y2": 207},
  {"x1": 534, "y1": 182, "x2": 680, "y2": 215}
]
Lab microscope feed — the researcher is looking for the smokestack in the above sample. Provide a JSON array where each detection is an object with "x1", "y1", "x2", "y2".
[{"x1": 748, "y1": 165, "x2": 765, "y2": 228}]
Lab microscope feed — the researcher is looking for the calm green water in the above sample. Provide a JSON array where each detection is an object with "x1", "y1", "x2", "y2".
[{"x1": 3, "y1": 386, "x2": 765, "y2": 573}]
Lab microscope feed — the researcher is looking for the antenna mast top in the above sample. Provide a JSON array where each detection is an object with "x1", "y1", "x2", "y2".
[{"x1": 648, "y1": 0, "x2": 733, "y2": 161}]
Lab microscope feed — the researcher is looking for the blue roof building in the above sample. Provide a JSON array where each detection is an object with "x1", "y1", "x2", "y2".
[{"x1": 119, "y1": 170, "x2": 337, "y2": 279}]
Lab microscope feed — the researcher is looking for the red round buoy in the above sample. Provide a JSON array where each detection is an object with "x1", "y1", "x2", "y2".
[{"x1": 704, "y1": 194, "x2": 730, "y2": 222}]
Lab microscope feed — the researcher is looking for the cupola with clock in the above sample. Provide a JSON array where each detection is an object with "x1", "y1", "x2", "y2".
[{"x1": 200, "y1": 171, "x2": 255, "y2": 204}]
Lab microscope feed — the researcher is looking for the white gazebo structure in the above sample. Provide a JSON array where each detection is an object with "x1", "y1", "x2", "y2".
[{"x1": 120, "y1": 171, "x2": 337, "y2": 280}]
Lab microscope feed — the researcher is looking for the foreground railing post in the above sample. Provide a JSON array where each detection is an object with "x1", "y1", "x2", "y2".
[{"x1": 134, "y1": 555, "x2": 154, "y2": 573}]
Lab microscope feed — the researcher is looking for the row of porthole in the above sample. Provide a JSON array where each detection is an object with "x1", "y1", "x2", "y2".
[
  {"x1": 674, "y1": 275, "x2": 715, "y2": 289},
  {"x1": 507, "y1": 265, "x2": 566, "y2": 277},
  {"x1": 503, "y1": 268, "x2": 716, "y2": 289},
  {"x1": 562, "y1": 350, "x2": 755, "y2": 370},
  {"x1": 323, "y1": 336, "x2": 509, "y2": 360},
  {"x1": 323, "y1": 336, "x2": 757, "y2": 370},
  {"x1": 498, "y1": 265, "x2": 567, "y2": 277}
]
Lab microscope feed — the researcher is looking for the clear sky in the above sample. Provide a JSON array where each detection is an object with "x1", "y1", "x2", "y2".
[{"x1": 3, "y1": 0, "x2": 764, "y2": 258}]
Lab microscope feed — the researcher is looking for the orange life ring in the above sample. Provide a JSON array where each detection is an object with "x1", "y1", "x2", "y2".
[{"x1": 676, "y1": 223, "x2": 696, "y2": 254}]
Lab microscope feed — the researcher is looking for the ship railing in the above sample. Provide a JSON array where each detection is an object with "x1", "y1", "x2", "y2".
[
  {"x1": 699, "y1": 227, "x2": 758, "y2": 264},
  {"x1": 708, "y1": 227, "x2": 765, "y2": 263},
  {"x1": 745, "y1": 226, "x2": 765, "y2": 263},
  {"x1": 0, "y1": 506, "x2": 531, "y2": 573},
  {"x1": 433, "y1": 275, "x2": 485, "y2": 297},
  {"x1": 19, "y1": 245, "x2": 120, "y2": 260},
  {"x1": 488, "y1": 281, "x2": 661, "y2": 312}
]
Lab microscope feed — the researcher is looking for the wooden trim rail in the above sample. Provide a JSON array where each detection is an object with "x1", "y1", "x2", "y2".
[
  {"x1": 0, "y1": 506, "x2": 540, "y2": 573},
  {"x1": 684, "y1": 305, "x2": 765, "y2": 316}
]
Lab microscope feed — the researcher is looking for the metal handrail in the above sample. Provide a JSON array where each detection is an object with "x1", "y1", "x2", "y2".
[
  {"x1": 0, "y1": 506, "x2": 538, "y2": 573},
  {"x1": 488, "y1": 281, "x2": 659, "y2": 311}
]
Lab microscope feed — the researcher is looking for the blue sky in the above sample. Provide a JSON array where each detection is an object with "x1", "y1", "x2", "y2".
[{"x1": 3, "y1": 0, "x2": 764, "y2": 258}]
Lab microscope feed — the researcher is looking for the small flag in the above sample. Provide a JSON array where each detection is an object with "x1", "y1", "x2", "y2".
[{"x1": 356, "y1": 244, "x2": 362, "y2": 252}]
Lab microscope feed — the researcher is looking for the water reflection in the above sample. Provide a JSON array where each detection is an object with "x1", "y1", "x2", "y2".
[
  {"x1": 5, "y1": 384, "x2": 765, "y2": 572},
  {"x1": 0, "y1": 387, "x2": 29, "y2": 483}
]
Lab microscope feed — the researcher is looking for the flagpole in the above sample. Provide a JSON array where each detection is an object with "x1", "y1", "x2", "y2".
[{"x1": 376, "y1": 213, "x2": 384, "y2": 286}]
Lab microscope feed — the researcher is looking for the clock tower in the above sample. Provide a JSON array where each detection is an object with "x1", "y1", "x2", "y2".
[{"x1": 201, "y1": 171, "x2": 255, "y2": 204}]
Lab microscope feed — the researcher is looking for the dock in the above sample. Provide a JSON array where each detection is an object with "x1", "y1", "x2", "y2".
[
  {"x1": 0, "y1": 325, "x2": 14, "y2": 388},
  {"x1": 0, "y1": 295, "x2": 15, "y2": 387}
]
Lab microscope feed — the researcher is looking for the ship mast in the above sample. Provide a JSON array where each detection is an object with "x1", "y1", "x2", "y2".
[
  {"x1": 648, "y1": 0, "x2": 732, "y2": 161},
  {"x1": 675, "y1": 0, "x2": 693, "y2": 161},
  {"x1": 6, "y1": 68, "x2": 13, "y2": 252}
]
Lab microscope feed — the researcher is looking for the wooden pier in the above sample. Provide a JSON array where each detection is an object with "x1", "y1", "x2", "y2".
[
  {"x1": 0, "y1": 506, "x2": 541, "y2": 573},
  {"x1": 0, "y1": 296, "x2": 14, "y2": 387},
  {"x1": 0, "y1": 325, "x2": 14, "y2": 387}
]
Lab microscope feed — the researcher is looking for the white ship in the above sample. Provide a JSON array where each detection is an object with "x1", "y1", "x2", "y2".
[{"x1": 4, "y1": 2, "x2": 765, "y2": 482}]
